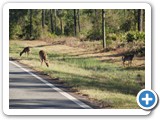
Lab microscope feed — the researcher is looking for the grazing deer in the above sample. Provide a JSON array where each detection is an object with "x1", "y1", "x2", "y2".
[
  {"x1": 122, "y1": 54, "x2": 134, "y2": 66},
  {"x1": 20, "y1": 47, "x2": 30, "y2": 57},
  {"x1": 39, "y1": 50, "x2": 49, "y2": 67}
]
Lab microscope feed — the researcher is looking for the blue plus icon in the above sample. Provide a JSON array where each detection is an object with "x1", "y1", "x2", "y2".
[
  {"x1": 137, "y1": 89, "x2": 158, "y2": 110},
  {"x1": 142, "y1": 93, "x2": 153, "y2": 105}
]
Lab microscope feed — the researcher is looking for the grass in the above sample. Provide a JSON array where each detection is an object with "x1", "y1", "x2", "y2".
[{"x1": 9, "y1": 40, "x2": 145, "y2": 109}]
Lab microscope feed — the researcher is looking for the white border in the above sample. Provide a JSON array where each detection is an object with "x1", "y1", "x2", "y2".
[{"x1": 3, "y1": 3, "x2": 151, "y2": 115}]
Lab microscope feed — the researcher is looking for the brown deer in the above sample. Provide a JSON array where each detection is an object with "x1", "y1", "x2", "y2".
[
  {"x1": 39, "y1": 50, "x2": 49, "y2": 67},
  {"x1": 122, "y1": 54, "x2": 134, "y2": 66},
  {"x1": 20, "y1": 47, "x2": 30, "y2": 57}
]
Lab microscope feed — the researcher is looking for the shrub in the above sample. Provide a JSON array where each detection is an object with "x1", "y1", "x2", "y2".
[
  {"x1": 87, "y1": 30, "x2": 102, "y2": 40},
  {"x1": 9, "y1": 24, "x2": 22, "y2": 39},
  {"x1": 120, "y1": 20, "x2": 132, "y2": 32},
  {"x1": 126, "y1": 32, "x2": 135, "y2": 42},
  {"x1": 106, "y1": 33, "x2": 117, "y2": 41},
  {"x1": 126, "y1": 31, "x2": 145, "y2": 43}
]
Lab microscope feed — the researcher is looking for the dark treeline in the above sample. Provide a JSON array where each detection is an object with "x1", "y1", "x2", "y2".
[{"x1": 9, "y1": 9, "x2": 145, "y2": 48}]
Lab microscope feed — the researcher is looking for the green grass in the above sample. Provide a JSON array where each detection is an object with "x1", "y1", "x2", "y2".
[{"x1": 9, "y1": 40, "x2": 144, "y2": 109}]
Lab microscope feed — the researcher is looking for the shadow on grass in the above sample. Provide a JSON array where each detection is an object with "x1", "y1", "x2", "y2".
[
  {"x1": 34, "y1": 44, "x2": 53, "y2": 48},
  {"x1": 32, "y1": 41, "x2": 66, "y2": 48},
  {"x1": 122, "y1": 66, "x2": 145, "y2": 71},
  {"x1": 51, "y1": 70, "x2": 142, "y2": 96},
  {"x1": 47, "y1": 53, "x2": 145, "y2": 72},
  {"x1": 100, "y1": 58, "x2": 121, "y2": 63},
  {"x1": 50, "y1": 55, "x2": 144, "y2": 72}
]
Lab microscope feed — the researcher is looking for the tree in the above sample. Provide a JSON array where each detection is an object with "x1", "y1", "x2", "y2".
[
  {"x1": 74, "y1": 9, "x2": 77, "y2": 36},
  {"x1": 29, "y1": 9, "x2": 33, "y2": 39},
  {"x1": 57, "y1": 9, "x2": 64, "y2": 34},
  {"x1": 9, "y1": 9, "x2": 145, "y2": 41},
  {"x1": 50, "y1": 9, "x2": 54, "y2": 33},
  {"x1": 54, "y1": 9, "x2": 57, "y2": 34},
  {"x1": 102, "y1": 9, "x2": 106, "y2": 49},
  {"x1": 138, "y1": 9, "x2": 144, "y2": 32},
  {"x1": 9, "y1": 9, "x2": 28, "y2": 39},
  {"x1": 42, "y1": 9, "x2": 45, "y2": 29},
  {"x1": 77, "y1": 9, "x2": 81, "y2": 32}
]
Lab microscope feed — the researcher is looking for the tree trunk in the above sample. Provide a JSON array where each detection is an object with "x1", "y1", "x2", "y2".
[
  {"x1": 42, "y1": 9, "x2": 45, "y2": 29},
  {"x1": 124, "y1": 9, "x2": 126, "y2": 18},
  {"x1": 60, "y1": 17, "x2": 63, "y2": 34},
  {"x1": 102, "y1": 9, "x2": 106, "y2": 49},
  {"x1": 50, "y1": 9, "x2": 54, "y2": 33},
  {"x1": 29, "y1": 9, "x2": 32, "y2": 39},
  {"x1": 54, "y1": 9, "x2": 57, "y2": 34},
  {"x1": 138, "y1": 9, "x2": 143, "y2": 32},
  {"x1": 95, "y1": 9, "x2": 97, "y2": 16},
  {"x1": 77, "y1": 9, "x2": 80, "y2": 32},
  {"x1": 94, "y1": 9, "x2": 98, "y2": 31},
  {"x1": 74, "y1": 9, "x2": 77, "y2": 36}
]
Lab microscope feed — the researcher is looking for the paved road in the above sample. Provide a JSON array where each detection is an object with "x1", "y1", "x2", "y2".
[{"x1": 9, "y1": 61, "x2": 91, "y2": 109}]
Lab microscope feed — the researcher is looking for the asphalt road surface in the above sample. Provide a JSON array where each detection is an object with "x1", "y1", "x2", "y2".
[{"x1": 9, "y1": 61, "x2": 92, "y2": 109}]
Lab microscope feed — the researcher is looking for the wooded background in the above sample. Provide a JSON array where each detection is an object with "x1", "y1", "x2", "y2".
[{"x1": 9, "y1": 9, "x2": 145, "y2": 49}]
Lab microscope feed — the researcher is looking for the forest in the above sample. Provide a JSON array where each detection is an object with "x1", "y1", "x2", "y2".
[
  {"x1": 9, "y1": 9, "x2": 145, "y2": 109},
  {"x1": 10, "y1": 9, "x2": 145, "y2": 49}
]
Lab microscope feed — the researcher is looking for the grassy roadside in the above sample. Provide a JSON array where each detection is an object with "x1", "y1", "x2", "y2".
[{"x1": 9, "y1": 40, "x2": 144, "y2": 108}]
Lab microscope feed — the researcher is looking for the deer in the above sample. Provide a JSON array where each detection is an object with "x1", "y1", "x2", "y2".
[
  {"x1": 39, "y1": 50, "x2": 49, "y2": 67},
  {"x1": 122, "y1": 54, "x2": 134, "y2": 66},
  {"x1": 20, "y1": 47, "x2": 30, "y2": 57}
]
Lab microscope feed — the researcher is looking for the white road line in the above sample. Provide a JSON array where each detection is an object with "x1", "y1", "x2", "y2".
[{"x1": 10, "y1": 61, "x2": 92, "y2": 109}]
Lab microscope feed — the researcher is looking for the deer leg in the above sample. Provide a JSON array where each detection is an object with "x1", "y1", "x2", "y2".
[
  {"x1": 123, "y1": 61, "x2": 125, "y2": 67},
  {"x1": 130, "y1": 60, "x2": 132, "y2": 66},
  {"x1": 41, "y1": 60, "x2": 43, "y2": 66},
  {"x1": 27, "y1": 52, "x2": 29, "y2": 57},
  {"x1": 128, "y1": 61, "x2": 130, "y2": 66},
  {"x1": 40, "y1": 58, "x2": 43, "y2": 66},
  {"x1": 129, "y1": 60, "x2": 132, "y2": 66}
]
